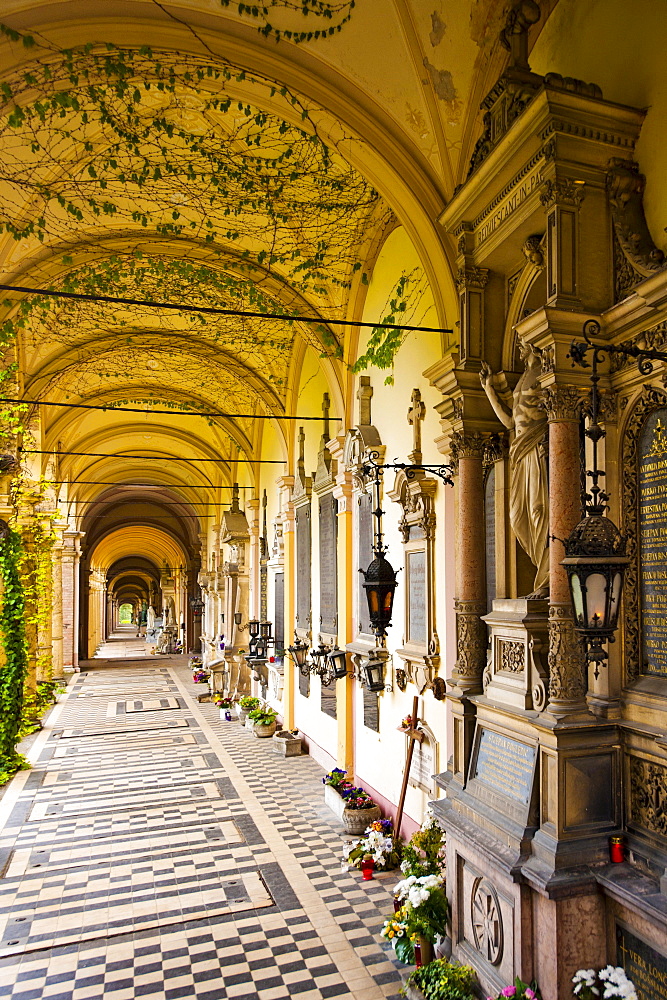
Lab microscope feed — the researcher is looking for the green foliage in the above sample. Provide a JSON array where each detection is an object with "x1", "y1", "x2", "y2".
[
  {"x1": 400, "y1": 813, "x2": 446, "y2": 879},
  {"x1": 406, "y1": 960, "x2": 477, "y2": 1000},
  {"x1": 238, "y1": 695, "x2": 261, "y2": 710},
  {"x1": 247, "y1": 706, "x2": 278, "y2": 725},
  {"x1": 219, "y1": 0, "x2": 354, "y2": 44},
  {"x1": 0, "y1": 530, "x2": 29, "y2": 781}
]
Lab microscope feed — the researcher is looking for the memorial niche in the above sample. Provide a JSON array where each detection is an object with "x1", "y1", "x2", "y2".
[
  {"x1": 617, "y1": 925, "x2": 667, "y2": 1000},
  {"x1": 295, "y1": 505, "x2": 311, "y2": 631}
]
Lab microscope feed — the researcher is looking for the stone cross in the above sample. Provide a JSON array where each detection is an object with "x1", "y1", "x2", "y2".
[
  {"x1": 357, "y1": 376, "x2": 373, "y2": 426},
  {"x1": 407, "y1": 388, "x2": 426, "y2": 465},
  {"x1": 321, "y1": 392, "x2": 330, "y2": 445}
]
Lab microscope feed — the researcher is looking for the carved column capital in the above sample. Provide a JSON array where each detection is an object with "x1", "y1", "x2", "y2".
[
  {"x1": 541, "y1": 385, "x2": 583, "y2": 422},
  {"x1": 540, "y1": 177, "x2": 585, "y2": 210},
  {"x1": 456, "y1": 266, "x2": 490, "y2": 291},
  {"x1": 450, "y1": 430, "x2": 487, "y2": 463}
]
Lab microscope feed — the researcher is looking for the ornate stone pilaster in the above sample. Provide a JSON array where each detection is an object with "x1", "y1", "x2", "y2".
[
  {"x1": 540, "y1": 177, "x2": 585, "y2": 308},
  {"x1": 542, "y1": 384, "x2": 589, "y2": 717},
  {"x1": 456, "y1": 266, "x2": 489, "y2": 367},
  {"x1": 450, "y1": 430, "x2": 488, "y2": 694}
]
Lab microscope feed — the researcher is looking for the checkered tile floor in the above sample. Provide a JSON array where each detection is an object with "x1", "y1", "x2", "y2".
[{"x1": 0, "y1": 655, "x2": 404, "y2": 999}]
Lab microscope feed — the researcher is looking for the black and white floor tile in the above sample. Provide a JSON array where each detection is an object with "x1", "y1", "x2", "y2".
[{"x1": 0, "y1": 650, "x2": 405, "y2": 999}]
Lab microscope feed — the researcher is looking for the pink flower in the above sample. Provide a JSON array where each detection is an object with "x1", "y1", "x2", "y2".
[
  {"x1": 526, "y1": 991, "x2": 535, "y2": 999},
  {"x1": 501, "y1": 990, "x2": 517, "y2": 998}
]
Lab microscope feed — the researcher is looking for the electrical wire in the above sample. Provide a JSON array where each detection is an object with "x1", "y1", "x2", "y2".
[
  {"x1": 0, "y1": 283, "x2": 453, "y2": 335},
  {"x1": 20, "y1": 449, "x2": 286, "y2": 463},
  {"x1": 30, "y1": 481, "x2": 254, "y2": 488},
  {"x1": 0, "y1": 398, "x2": 335, "y2": 420}
]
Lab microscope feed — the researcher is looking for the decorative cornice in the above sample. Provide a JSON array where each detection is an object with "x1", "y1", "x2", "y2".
[{"x1": 456, "y1": 266, "x2": 490, "y2": 292}]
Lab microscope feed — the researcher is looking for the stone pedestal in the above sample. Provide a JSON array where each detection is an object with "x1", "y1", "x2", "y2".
[{"x1": 482, "y1": 598, "x2": 549, "y2": 712}]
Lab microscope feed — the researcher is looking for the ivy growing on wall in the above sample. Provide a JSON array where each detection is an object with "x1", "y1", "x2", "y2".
[
  {"x1": 0, "y1": 528, "x2": 29, "y2": 783},
  {"x1": 219, "y1": 0, "x2": 355, "y2": 44}
]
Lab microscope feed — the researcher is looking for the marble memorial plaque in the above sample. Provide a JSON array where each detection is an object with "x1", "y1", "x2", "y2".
[
  {"x1": 639, "y1": 409, "x2": 667, "y2": 676},
  {"x1": 274, "y1": 572, "x2": 284, "y2": 651},
  {"x1": 409, "y1": 732, "x2": 434, "y2": 790},
  {"x1": 319, "y1": 493, "x2": 338, "y2": 634},
  {"x1": 471, "y1": 728, "x2": 536, "y2": 805},
  {"x1": 357, "y1": 492, "x2": 373, "y2": 635},
  {"x1": 407, "y1": 550, "x2": 426, "y2": 644},
  {"x1": 617, "y1": 925, "x2": 667, "y2": 1000},
  {"x1": 363, "y1": 686, "x2": 379, "y2": 732},
  {"x1": 295, "y1": 506, "x2": 311, "y2": 628}
]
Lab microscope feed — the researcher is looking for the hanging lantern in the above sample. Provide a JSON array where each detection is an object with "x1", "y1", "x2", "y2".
[
  {"x1": 189, "y1": 596, "x2": 205, "y2": 616},
  {"x1": 259, "y1": 621, "x2": 273, "y2": 641},
  {"x1": 287, "y1": 635, "x2": 310, "y2": 675},
  {"x1": 360, "y1": 554, "x2": 398, "y2": 637},
  {"x1": 234, "y1": 611, "x2": 242, "y2": 625},
  {"x1": 328, "y1": 647, "x2": 348, "y2": 679},
  {"x1": 562, "y1": 514, "x2": 629, "y2": 675},
  {"x1": 363, "y1": 655, "x2": 386, "y2": 692}
]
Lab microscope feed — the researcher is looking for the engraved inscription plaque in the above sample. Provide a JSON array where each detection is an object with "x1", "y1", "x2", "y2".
[
  {"x1": 363, "y1": 686, "x2": 379, "y2": 732},
  {"x1": 357, "y1": 492, "x2": 373, "y2": 635},
  {"x1": 617, "y1": 925, "x2": 667, "y2": 1000},
  {"x1": 274, "y1": 572, "x2": 284, "y2": 652},
  {"x1": 295, "y1": 506, "x2": 311, "y2": 628},
  {"x1": 639, "y1": 409, "x2": 667, "y2": 675},
  {"x1": 409, "y1": 731, "x2": 434, "y2": 790},
  {"x1": 407, "y1": 550, "x2": 426, "y2": 644},
  {"x1": 320, "y1": 678, "x2": 337, "y2": 719},
  {"x1": 319, "y1": 493, "x2": 338, "y2": 634},
  {"x1": 471, "y1": 728, "x2": 536, "y2": 805}
]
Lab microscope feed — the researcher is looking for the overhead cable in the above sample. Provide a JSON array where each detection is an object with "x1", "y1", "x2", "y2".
[
  {"x1": 0, "y1": 398, "x2": 335, "y2": 421},
  {"x1": 0, "y1": 283, "x2": 453, "y2": 335},
  {"x1": 21, "y1": 449, "x2": 286, "y2": 463}
]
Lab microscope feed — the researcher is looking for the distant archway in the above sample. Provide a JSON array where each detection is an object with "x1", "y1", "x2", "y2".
[{"x1": 118, "y1": 603, "x2": 134, "y2": 625}]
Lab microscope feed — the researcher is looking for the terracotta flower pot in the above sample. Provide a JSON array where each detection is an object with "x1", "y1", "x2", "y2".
[{"x1": 342, "y1": 804, "x2": 381, "y2": 834}]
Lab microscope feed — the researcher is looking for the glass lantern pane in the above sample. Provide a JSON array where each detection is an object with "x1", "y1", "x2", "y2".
[
  {"x1": 609, "y1": 571, "x2": 623, "y2": 627},
  {"x1": 571, "y1": 574, "x2": 584, "y2": 622},
  {"x1": 586, "y1": 573, "x2": 607, "y2": 627}
]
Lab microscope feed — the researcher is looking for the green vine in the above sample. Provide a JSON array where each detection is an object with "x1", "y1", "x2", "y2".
[
  {"x1": 219, "y1": 0, "x2": 355, "y2": 44},
  {"x1": 0, "y1": 529, "x2": 29, "y2": 782}
]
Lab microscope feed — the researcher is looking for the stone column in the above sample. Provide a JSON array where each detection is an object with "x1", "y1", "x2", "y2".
[
  {"x1": 245, "y1": 498, "x2": 261, "y2": 620},
  {"x1": 51, "y1": 526, "x2": 65, "y2": 680},
  {"x1": 450, "y1": 431, "x2": 488, "y2": 695},
  {"x1": 62, "y1": 530, "x2": 83, "y2": 672},
  {"x1": 277, "y1": 476, "x2": 295, "y2": 729},
  {"x1": 331, "y1": 453, "x2": 355, "y2": 773},
  {"x1": 542, "y1": 386, "x2": 589, "y2": 718}
]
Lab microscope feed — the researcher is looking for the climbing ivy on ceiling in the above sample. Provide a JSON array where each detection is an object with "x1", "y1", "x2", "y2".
[{"x1": 220, "y1": 0, "x2": 355, "y2": 44}]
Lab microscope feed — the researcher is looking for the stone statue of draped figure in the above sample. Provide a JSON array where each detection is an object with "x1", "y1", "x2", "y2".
[{"x1": 480, "y1": 338, "x2": 549, "y2": 597}]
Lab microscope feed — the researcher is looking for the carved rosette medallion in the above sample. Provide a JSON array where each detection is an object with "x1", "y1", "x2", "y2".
[
  {"x1": 454, "y1": 599, "x2": 487, "y2": 692},
  {"x1": 541, "y1": 385, "x2": 583, "y2": 422},
  {"x1": 471, "y1": 877, "x2": 503, "y2": 966},
  {"x1": 499, "y1": 639, "x2": 525, "y2": 673},
  {"x1": 547, "y1": 605, "x2": 587, "y2": 707},
  {"x1": 628, "y1": 756, "x2": 667, "y2": 838},
  {"x1": 622, "y1": 386, "x2": 667, "y2": 680}
]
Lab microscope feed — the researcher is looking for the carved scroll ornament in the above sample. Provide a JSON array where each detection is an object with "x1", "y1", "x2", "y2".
[{"x1": 608, "y1": 159, "x2": 665, "y2": 302}]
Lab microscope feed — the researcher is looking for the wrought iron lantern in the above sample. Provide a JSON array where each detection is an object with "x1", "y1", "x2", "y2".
[
  {"x1": 360, "y1": 553, "x2": 398, "y2": 638},
  {"x1": 288, "y1": 635, "x2": 310, "y2": 676},
  {"x1": 248, "y1": 619, "x2": 260, "y2": 638},
  {"x1": 259, "y1": 621, "x2": 273, "y2": 641},
  {"x1": 328, "y1": 647, "x2": 348, "y2": 679},
  {"x1": 562, "y1": 516, "x2": 627, "y2": 672},
  {"x1": 234, "y1": 611, "x2": 242, "y2": 626},
  {"x1": 189, "y1": 595, "x2": 205, "y2": 616},
  {"x1": 363, "y1": 655, "x2": 386, "y2": 692}
]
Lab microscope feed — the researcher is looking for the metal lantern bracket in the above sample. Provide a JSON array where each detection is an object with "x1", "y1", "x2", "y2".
[{"x1": 286, "y1": 635, "x2": 352, "y2": 687}]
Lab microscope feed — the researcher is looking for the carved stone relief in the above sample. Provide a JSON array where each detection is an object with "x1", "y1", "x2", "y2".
[
  {"x1": 628, "y1": 756, "x2": 667, "y2": 839},
  {"x1": 607, "y1": 159, "x2": 666, "y2": 303},
  {"x1": 498, "y1": 639, "x2": 525, "y2": 674},
  {"x1": 547, "y1": 605, "x2": 587, "y2": 704},
  {"x1": 471, "y1": 877, "x2": 503, "y2": 966}
]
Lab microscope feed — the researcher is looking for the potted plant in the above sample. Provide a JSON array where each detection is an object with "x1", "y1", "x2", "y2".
[
  {"x1": 381, "y1": 873, "x2": 448, "y2": 966},
  {"x1": 236, "y1": 695, "x2": 260, "y2": 724},
  {"x1": 340, "y1": 786, "x2": 381, "y2": 834},
  {"x1": 247, "y1": 706, "x2": 278, "y2": 738},
  {"x1": 342, "y1": 819, "x2": 401, "y2": 879},
  {"x1": 572, "y1": 967, "x2": 637, "y2": 1000},
  {"x1": 403, "y1": 958, "x2": 477, "y2": 1000},
  {"x1": 214, "y1": 696, "x2": 233, "y2": 720}
]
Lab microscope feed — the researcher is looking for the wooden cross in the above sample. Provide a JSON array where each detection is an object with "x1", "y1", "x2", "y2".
[
  {"x1": 407, "y1": 388, "x2": 426, "y2": 465},
  {"x1": 395, "y1": 695, "x2": 423, "y2": 838}
]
